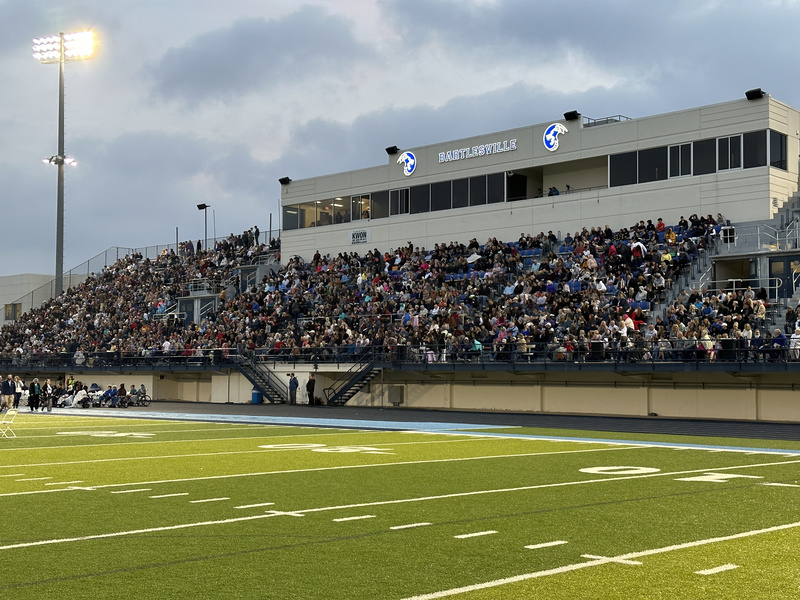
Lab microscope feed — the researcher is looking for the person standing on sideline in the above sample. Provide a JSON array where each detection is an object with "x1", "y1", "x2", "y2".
[
  {"x1": 306, "y1": 373, "x2": 316, "y2": 406},
  {"x1": 288, "y1": 373, "x2": 299, "y2": 405},
  {"x1": 29, "y1": 379, "x2": 40, "y2": 412},
  {"x1": 42, "y1": 379, "x2": 53, "y2": 411},
  {"x1": 14, "y1": 376, "x2": 24, "y2": 409},
  {"x1": 1, "y1": 374, "x2": 15, "y2": 411}
]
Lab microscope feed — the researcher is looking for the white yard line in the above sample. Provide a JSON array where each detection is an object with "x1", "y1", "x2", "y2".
[
  {"x1": 3, "y1": 457, "x2": 800, "y2": 551},
  {"x1": 0, "y1": 430, "x2": 374, "y2": 454},
  {"x1": 150, "y1": 493, "x2": 189, "y2": 499},
  {"x1": 400, "y1": 522, "x2": 800, "y2": 599},
  {"x1": 333, "y1": 515, "x2": 376, "y2": 522},
  {"x1": 454, "y1": 531, "x2": 497, "y2": 539},
  {"x1": 0, "y1": 445, "x2": 644, "y2": 498},
  {"x1": 23, "y1": 426, "x2": 275, "y2": 439},
  {"x1": 390, "y1": 523, "x2": 431, "y2": 530},
  {"x1": 110, "y1": 489, "x2": 152, "y2": 494},
  {"x1": 235, "y1": 502, "x2": 275, "y2": 509},
  {"x1": 14, "y1": 477, "x2": 52, "y2": 482},
  {"x1": 44, "y1": 481, "x2": 83, "y2": 486},
  {"x1": 762, "y1": 482, "x2": 800, "y2": 488},
  {"x1": 189, "y1": 497, "x2": 230, "y2": 504},
  {"x1": 0, "y1": 435, "x2": 499, "y2": 470},
  {"x1": 696, "y1": 564, "x2": 739, "y2": 575},
  {"x1": 524, "y1": 541, "x2": 568, "y2": 550}
]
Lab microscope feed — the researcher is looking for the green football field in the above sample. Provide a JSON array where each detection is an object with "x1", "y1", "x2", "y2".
[{"x1": 2, "y1": 411, "x2": 800, "y2": 599}]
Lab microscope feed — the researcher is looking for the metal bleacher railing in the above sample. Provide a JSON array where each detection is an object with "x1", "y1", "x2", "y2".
[{"x1": 4, "y1": 343, "x2": 799, "y2": 373}]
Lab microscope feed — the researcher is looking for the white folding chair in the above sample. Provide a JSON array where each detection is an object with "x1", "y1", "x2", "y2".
[{"x1": 0, "y1": 409, "x2": 18, "y2": 438}]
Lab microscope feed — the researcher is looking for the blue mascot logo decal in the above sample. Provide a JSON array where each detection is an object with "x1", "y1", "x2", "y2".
[
  {"x1": 543, "y1": 123, "x2": 568, "y2": 152},
  {"x1": 397, "y1": 151, "x2": 417, "y2": 176}
]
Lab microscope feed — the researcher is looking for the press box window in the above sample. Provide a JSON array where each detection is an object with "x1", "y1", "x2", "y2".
[
  {"x1": 743, "y1": 130, "x2": 766, "y2": 169},
  {"x1": 390, "y1": 188, "x2": 409, "y2": 215},
  {"x1": 669, "y1": 143, "x2": 692, "y2": 177},
  {"x1": 693, "y1": 138, "x2": 716, "y2": 175},
  {"x1": 370, "y1": 191, "x2": 389, "y2": 219},
  {"x1": 410, "y1": 185, "x2": 430, "y2": 214},
  {"x1": 486, "y1": 173, "x2": 505, "y2": 203},
  {"x1": 770, "y1": 130, "x2": 787, "y2": 170},
  {"x1": 282, "y1": 206, "x2": 299, "y2": 231},
  {"x1": 638, "y1": 146, "x2": 667, "y2": 183},
  {"x1": 469, "y1": 175, "x2": 487, "y2": 206},
  {"x1": 609, "y1": 152, "x2": 637, "y2": 187},
  {"x1": 452, "y1": 178, "x2": 469, "y2": 208},
  {"x1": 718, "y1": 135, "x2": 741, "y2": 170},
  {"x1": 430, "y1": 181, "x2": 452, "y2": 211}
]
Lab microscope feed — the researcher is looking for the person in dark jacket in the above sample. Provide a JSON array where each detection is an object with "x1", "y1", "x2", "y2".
[
  {"x1": 306, "y1": 373, "x2": 316, "y2": 406},
  {"x1": 28, "y1": 379, "x2": 40, "y2": 412},
  {"x1": 288, "y1": 374, "x2": 299, "y2": 405}
]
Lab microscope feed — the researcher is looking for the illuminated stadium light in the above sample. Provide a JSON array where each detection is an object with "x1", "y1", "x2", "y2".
[
  {"x1": 32, "y1": 30, "x2": 96, "y2": 296},
  {"x1": 33, "y1": 31, "x2": 95, "y2": 64}
]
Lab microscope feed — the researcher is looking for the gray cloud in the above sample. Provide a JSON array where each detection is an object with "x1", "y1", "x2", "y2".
[
  {"x1": 0, "y1": 1, "x2": 44, "y2": 56},
  {"x1": 148, "y1": 6, "x2": 372, "y2": 105},
  {"x1": 379, "y1": 0, "x2": 798, "y2": 88}
]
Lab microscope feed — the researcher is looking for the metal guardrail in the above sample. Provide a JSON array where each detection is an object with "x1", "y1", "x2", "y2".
[{"x1": 3, "y1": 342, "x2": 800, "y2": 372}]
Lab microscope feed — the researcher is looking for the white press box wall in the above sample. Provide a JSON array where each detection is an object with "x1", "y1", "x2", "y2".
[{"x1": 281, "y1": 96, "x2": 800, "y2": 261}]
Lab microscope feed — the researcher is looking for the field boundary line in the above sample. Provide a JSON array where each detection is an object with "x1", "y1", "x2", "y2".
[{"x1": 400, "y1": 521, "x2": 800, "y2": 599}]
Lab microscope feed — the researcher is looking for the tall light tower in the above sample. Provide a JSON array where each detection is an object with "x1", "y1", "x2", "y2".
[
  {"x1": 197, "y1": 203, "x2": 210, "y2": 253},
  {"x1": 33, "y1": 31, "x2": 95, "y2": 296}
]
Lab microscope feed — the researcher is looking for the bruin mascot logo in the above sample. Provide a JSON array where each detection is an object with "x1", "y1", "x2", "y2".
[
  {"x1": 397, "y1": 151, "x2": 417, "y2": 176},
  {"x1": 543, "y1": 123, "x2": 568, "y2": 152}
]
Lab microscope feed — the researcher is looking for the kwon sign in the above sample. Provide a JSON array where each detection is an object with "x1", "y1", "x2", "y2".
[{"x1": 351, "y1": 229, "x2": 371, "y2": 245}]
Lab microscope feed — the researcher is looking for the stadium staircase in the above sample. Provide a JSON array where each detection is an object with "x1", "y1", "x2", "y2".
[
  {"x1": 235, "y1": 356, "x2": 287, "y2": 403},
  {"x1": 323, "y1": 357, "x2": 382, "y2": 406}
]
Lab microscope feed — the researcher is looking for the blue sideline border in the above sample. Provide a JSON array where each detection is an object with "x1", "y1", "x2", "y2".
[{"x1": 35, "y1": 408, "x2": 800, "y2": 456}]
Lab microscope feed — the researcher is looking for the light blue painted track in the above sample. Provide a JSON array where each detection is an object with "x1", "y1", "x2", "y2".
[{"x1": 32, "y1": 408, "x2": 800, "y2": 456}]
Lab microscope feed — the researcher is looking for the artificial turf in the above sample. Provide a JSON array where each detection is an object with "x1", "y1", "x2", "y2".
[{"x1": 2, "y1": 412, "x2": 799, "y2": 599}]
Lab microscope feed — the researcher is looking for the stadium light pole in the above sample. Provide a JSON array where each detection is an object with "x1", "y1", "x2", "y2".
[
  {"x1": 197, "y1": 203, "x2": 210, "y2": 252},
  {"x1": 33, "y1": 31, "x2": 95, "y2": 297}
]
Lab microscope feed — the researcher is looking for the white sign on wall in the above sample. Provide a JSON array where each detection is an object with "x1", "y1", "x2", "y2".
[
  {"x1": 351, "y1": 229, "x2": 371, "y2": 244},
  {"x1": 438, "y1": 139, "x2": 517, "y2": 163}
]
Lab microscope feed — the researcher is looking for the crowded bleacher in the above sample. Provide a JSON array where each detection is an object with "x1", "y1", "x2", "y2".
[{"x1": 1, "y1": 213, "x2": 797, "y2": 367}]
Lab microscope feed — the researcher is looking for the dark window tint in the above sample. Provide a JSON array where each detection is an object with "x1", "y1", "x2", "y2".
[
  {"x1": 487, "y1": 173, "x2": 505, "y2": 203},
  {"x1": 390, "y1": 188, "x2": 409, "y2": 215},
  {"x1": 452, "y1": 178, "x2": 469, "y2": 208},
  {"x1": 770, "y1": 130, "x2": 787, "y2": 170},
  {"x1": 430, "y1": 181, "x2": 452, "y2": 211},
  {"x1": 506, "y1": 173, "x2": 527, "y2": 201},
  {"x1": 638, "y1": 146, "x2": 667, "y2": 183},
  {"x1": 282, "y1": 206, "x2": 298, "y2": 231},
  {"x1": 609, "y1": 152, "x2": 637, "y2": 187},
  {"x1": 371, "y1": 191, "x2": 389, "y2": 219},
  {"x1": 719, "y1": 135, "x2": 741, "y2": 170},
  {"x1": 693, "y1": 139, "x2": 716, "y2": 175},
  {"x1": 670, "y1": 143, "x2": 691, "y2": 177},
  {"x1": 469, "y1": 175, "x2": 487, "y2": 206},
  {"x1": 410, "y1": 185, "x2": 430, "y2": 214},
  {"x1": 743, "y1": 130, "x2": 767, "y2": 168}
]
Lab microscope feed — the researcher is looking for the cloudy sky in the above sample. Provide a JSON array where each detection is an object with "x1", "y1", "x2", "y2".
[{"x1": 0, "y1": 0, "x2": 798, "y2": 276}]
